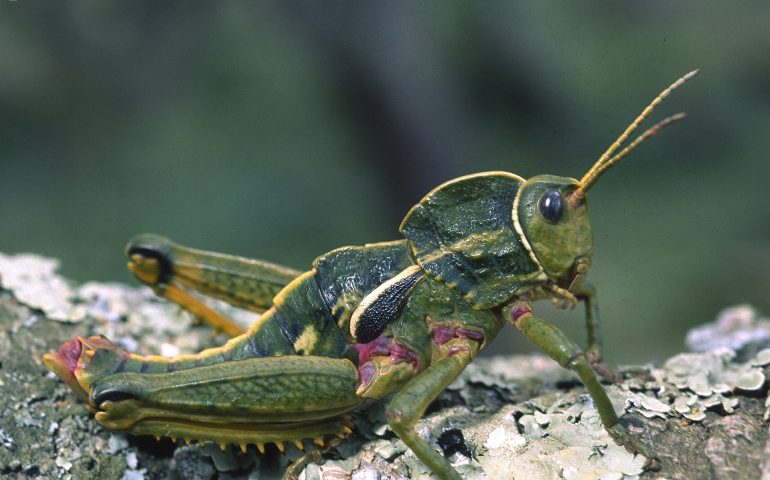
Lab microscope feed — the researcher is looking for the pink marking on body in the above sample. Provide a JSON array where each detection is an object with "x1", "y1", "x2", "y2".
[
  {"x1": 59, "y1": 338, "x2": 83, "y2": 372},
  {"x1": 456, "y1": 327, "x2": 484, "y2": 341},
  {"x1": 358, "y1": 362, "x2": 376, "y2": 387},
  {"x1": 389, "y1": 342, "x2": 421, "y2": 370},
  {"x1": 510, "y1": 304, "x2": 532, "y2": 322},
  {"x1": 431, "y1": 325, "x2": 456, "y2": 345},
  {"x1": 431, "y1": 324, "x2": 485, "y2": 348},
  {"x1": 352, "y1": 335, "x2": 391, "y2": 365},
  {"x1": 352, "y1": 334, "x2": 422, "y2": 388}
]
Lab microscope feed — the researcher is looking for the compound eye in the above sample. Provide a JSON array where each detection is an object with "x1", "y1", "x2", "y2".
[{"x1": 538, "y1": 189, "x2": 564, "y2": 224}]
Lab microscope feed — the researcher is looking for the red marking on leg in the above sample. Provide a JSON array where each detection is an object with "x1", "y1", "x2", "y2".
[
  {"x1": 389, "y1": 342, "x2": 420, "y2": 370},
  {"x1": 510, "y1": 305, "x2": 532, "y2": 323},
  {"x1": 447, "y1": 346, "x2": 470, "y2": 356},
  {"x1": 57, "y1": 337, "x2": 82, "y2": 373}
]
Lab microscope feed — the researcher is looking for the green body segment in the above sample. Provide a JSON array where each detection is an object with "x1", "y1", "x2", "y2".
[
  {"x1": 400, "y1": 172, "x2": 543, "y2": 309},
  {"x1": 312, "y1": 240, "x2": 416, "y2": 342},
  {"x1": 74, "y1": 270, "x2": 354, "y2": 378},
  {"x1": 53, "y1": 236, "x2": 506, "y2": 456}
]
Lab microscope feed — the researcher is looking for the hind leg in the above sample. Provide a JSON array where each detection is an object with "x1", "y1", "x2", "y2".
[
  {"x1": 89, "y1": 356, "x2": 361, "y2": 455},
  {"x1": 126, "y1": 234, "x2": 301, "y2": 337}
]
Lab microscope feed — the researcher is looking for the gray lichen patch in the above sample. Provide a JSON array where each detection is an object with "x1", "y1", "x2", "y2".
[
  {"x1": 0, "y1": 254, "x2": 216, "y2": 479},
  {"x1": 686, "y1": 304, "x2": 770, "y2": 359},
  {"x1": 477, "y1": 399, "x2": 646, "y2": 480},
  {"x1": 0, "y1": 299, "x2": 135, "y2": 479},
  {"x1": 626, "y1": 391, "x2": 672, "y2": 419},
  {"x1": 664, "y1": 348, "x2": 767, "y2": 396},
  {"x1": 613, "y1": 345, "x2": 768, "y2": 426}
]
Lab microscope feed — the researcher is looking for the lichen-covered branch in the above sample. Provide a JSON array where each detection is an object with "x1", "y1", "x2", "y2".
[{"x1": 0, "y1": 253, "x2": 768, "y2": 480}]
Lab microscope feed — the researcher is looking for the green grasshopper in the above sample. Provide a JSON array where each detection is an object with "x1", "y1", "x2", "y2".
[{"x1": 44, "y1": 70, "x2": 698, "y2": 480}]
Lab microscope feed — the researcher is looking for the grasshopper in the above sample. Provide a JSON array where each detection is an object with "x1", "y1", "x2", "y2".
[{"x1": 44, "y1": 70, "x2": 698, "y2": 480}]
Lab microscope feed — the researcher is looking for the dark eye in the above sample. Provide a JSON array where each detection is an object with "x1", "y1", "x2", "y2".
[{"x1": 538, "y1": 189, "x2": 564, "y2": 223}]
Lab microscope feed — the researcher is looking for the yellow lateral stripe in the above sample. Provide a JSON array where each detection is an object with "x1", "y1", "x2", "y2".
[
  {"x1": 271, "y1": 270, "x2": 317, "y2": 306},
  {"x1": 510, "y1": 182, "x2": 544, "y2": 272}
]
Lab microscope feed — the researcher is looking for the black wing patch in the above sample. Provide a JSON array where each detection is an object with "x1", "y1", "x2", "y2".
[{"x1": 351, "y1": 265, "x2": 425, "y2": 343}]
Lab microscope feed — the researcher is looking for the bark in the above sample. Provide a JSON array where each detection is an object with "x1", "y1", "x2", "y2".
[{"x1": 0, "y1": 253, "x2": 768, "y2": 480}]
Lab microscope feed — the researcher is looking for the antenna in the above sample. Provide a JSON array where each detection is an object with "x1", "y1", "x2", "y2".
[{"x1": 575, "y1": 69, "x2": 699, "y2": 195}]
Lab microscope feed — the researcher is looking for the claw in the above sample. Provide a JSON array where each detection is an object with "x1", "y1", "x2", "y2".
[
  {"x1": 644, "y1": 456, "x2": 662, "y2": 472},
  {"x1": 606, "y1": 421, "x2": 659, "y2": 470},
  {"x1": 239, "y1": 443, "x2": 248, "y2": 454},
  {"x1": 275, "y1": 441, "x2": 285, "y2": 454},
  {"x1": 293, "y1": 440, "x2": 304, "y2": 451},
  {"x1": 313, "y1": 436, "x2": 325, "y2": 447},
  {"x1": 591, "y1": 362, "x2": 616, "y2": 382},
  {"x1": 256, "y1": 442, "x2": 265, "y2": 454}
]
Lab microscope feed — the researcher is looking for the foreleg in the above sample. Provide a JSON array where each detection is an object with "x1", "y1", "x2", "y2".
[{"x1": 509, "y1": 305, "x2": 657, "y2": 465}]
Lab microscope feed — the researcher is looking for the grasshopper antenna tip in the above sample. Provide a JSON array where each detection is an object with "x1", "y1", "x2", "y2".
[{"x1": 670, "y1": 112, "x2": 687, "y2": 121}]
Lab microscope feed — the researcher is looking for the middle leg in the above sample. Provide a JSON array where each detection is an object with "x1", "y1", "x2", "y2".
[{"x1": 574, "y1": 284, "x2": 615, "y2": 380}]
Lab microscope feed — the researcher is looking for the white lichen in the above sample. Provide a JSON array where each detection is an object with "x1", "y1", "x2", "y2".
[
  {"x1": 686, "y1": 304, "x2": 770, "y2": 353},
  {"x1": 0, "y1": 254, "x2": 86, "y2": 322},
  {"x1": 626, "y1": 392, "x2": 671, "y2": 419},
  {"x1": 664, "y1": 348, "x2": 766, "y2": 396}
]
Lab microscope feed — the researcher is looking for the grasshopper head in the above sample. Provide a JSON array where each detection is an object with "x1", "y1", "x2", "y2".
[
  {"x1": 517, "y1": 69, "x2": 700, "y2": 290},
  {"x1": 517, "y1": 175, "x2": 592, "y2": 289}
]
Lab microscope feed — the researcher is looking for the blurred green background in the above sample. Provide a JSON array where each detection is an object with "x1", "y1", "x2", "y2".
[{"x1": 1, "y1": 2, "x2": 768, "y2": 364}]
